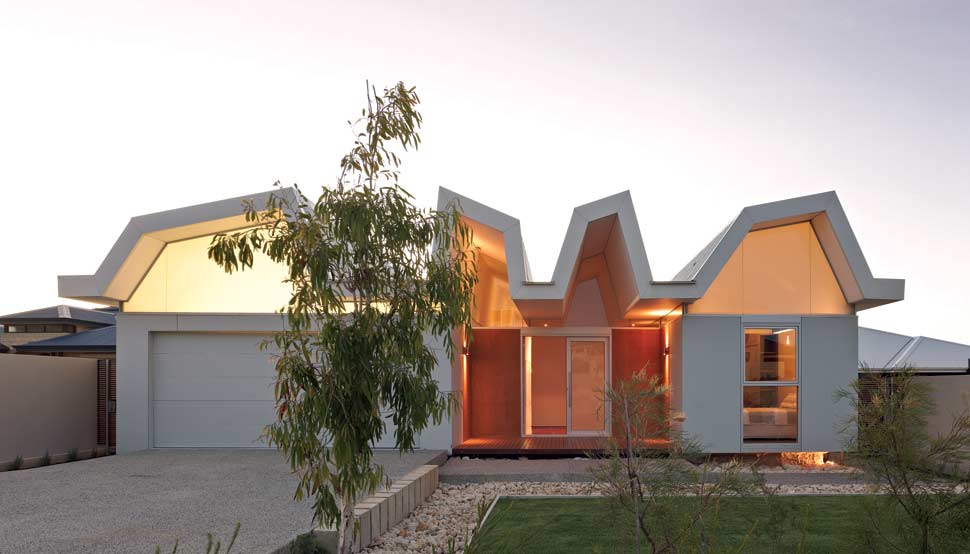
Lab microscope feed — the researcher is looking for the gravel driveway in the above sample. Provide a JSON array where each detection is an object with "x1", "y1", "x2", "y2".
[{"x1": 0, "y1": 448, "x2": 444, "y2": 554}]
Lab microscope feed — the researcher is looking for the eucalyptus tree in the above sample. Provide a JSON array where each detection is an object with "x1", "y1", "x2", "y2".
[{"x1": 208, "y1": 82, "x2": 478, "y2": 553}]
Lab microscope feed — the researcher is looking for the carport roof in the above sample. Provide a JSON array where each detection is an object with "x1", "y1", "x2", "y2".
[
  {"x1": 16, "y1": 325, "x2": 116, "y2": 353},
  {"x1": 859, "y1": 327, "x2": 970, "y2": 373}
]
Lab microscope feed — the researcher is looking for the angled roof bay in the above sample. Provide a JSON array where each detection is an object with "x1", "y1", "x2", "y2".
[
  {"x1": 439, "y1": 187, "x2": 904, "y2": 322},
  {"x1": 58, "y1": 187, "x2": 904, "y2": 319}
]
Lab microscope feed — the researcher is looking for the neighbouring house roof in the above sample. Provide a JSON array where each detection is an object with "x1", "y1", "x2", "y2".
[
  {"x1": 16, "y1": 325, "x2": 116, "y2": 353},
  {"x1": 859, "y1": 327, "x2": 970, "y2": 374},
  {"x1": 438, "y1": 188, "x2": 904, "y2": 320},
  {"x1": 0, "y1": 305, "x2": 116, "y2": 327}
]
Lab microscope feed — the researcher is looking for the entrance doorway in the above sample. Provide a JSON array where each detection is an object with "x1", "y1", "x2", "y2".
[{"x1": 523, "y1": 335, "x2": 609, "y2": 437}]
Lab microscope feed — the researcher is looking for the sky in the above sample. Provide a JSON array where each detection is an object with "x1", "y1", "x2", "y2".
[{"x1": 1, "y1": 1, "x2": 968, "y2": 343}]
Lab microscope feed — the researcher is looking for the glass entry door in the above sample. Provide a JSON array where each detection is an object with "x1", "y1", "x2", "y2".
[
  {"x1": 524, "y1": 335, "x2": 610, "y2": 437},
  {"x1": 567, "y1": 338, "x2": 609, "y2": 435}
]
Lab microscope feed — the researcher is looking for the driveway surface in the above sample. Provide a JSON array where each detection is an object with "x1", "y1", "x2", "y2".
[{"x1": 0, "y1": 448, "x2": 445, "y2": 554}]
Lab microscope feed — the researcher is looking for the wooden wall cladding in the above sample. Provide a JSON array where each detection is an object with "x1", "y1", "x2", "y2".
[
  {"x1": 468, "y1": 329, "x2": 522, "y2": 438},
  {"x1": 612, "y1": 328, "x2": 665, "y2": 439}
]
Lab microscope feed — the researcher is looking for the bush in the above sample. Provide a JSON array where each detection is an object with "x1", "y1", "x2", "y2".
[
  {"x1": 68, "y1": 448, "x2": 79, "y2": 462},
  {"x1": 285, "y1": 533, "x2": 327, "y2": 554},
  {"x1": 592, "y1": 370, "x2": 775, "y2": 554},
  {"x1": 839, "y1": 367, "x2": 970, "y2": 554},
  {"x1": 10, "y1": 455, "x2": 23, "y2": 471},
  {"x1": 39, "y1": 451, "x2": 51, "y2": 467}
]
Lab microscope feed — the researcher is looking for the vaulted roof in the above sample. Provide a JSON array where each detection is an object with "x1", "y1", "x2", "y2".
[
  {"x1": 439, "y1": 188, "x2": 904, "y2": 320},
  {"x1": 58, "y1": 188, "x2": 295, "y2": 305},
  {"x1": 58, "y1": 187, "x2": 904, "y2": 317}
]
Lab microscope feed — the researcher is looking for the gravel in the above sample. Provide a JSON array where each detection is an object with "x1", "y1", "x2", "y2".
[{"x1": 0, "y1": 448, "x2": 444, "y2": 554}]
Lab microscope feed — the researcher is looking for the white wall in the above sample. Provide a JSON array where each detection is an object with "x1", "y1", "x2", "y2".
[{"x1": 0, "y1": 354, "x2": 97, "y2": 463}]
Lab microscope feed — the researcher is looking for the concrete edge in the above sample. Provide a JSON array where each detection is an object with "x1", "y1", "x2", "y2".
[
  {"x1": 0, "y1": 447, "x2": 111, "y2": 472},
  {"x1": 276, "y1": 464, "x2": 440, "y2": 554}
]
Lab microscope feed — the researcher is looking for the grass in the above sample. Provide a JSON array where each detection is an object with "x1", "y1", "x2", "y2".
[{"x1": 473, "y1": 496, "x2": 871, "y2": 554}]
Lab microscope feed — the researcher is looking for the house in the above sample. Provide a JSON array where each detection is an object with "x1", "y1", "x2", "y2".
[
  {"x1": 0, "y1": 305, "x2": 115, "y2": 352},
  {"x1": 858, "y1": 328, "x2": 970, "y2": 466},
  {"x1": 57, "y1": 188, "x2": 905, "y2": 456},
  {"x1": 0, "y1": 306, "x2": 117, "y2": 452}
]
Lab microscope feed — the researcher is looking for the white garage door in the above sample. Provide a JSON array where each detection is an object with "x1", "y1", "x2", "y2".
[
  {"x1": 152, "y1": 333, "x2": 277, "y2": 448},
  {"x1": 150, "y1": 332, "x2": 405, "y2": 448}
]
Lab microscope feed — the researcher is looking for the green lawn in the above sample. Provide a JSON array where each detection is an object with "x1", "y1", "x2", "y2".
[{"x1": 473, "y1": 496, "x2": 871, "y2": 554}]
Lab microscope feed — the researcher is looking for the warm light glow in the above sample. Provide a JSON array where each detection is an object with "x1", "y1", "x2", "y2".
[
  {"x1": 689, "y1": 222, "x2": 853, "y2": 315},
  {"x1": 664, "y1": 325, "x2": 670, "y2": 385},
  {"x1": 125, "y1": 232, "x2": 291, "y2": 312},
  {"x1": 523, "y1": 335, "x2": 533, "y2": 435},
  {"x1": 780, "y1": 451, "x2": 835, "y2": 467},
  {"x1": 340, "y1": 301, "x2": 391, "y2": 313}
]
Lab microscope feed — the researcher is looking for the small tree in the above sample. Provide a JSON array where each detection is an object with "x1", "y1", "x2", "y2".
[
  {"x1": 209, "y1": 82, "x2": 478, "y2": 553},
  {"x1": 839, "y1": 368, "x2": 970, "y2": 554},
  {"x1": 593, "y1": 369, "x2": 770, "y2": 554}
]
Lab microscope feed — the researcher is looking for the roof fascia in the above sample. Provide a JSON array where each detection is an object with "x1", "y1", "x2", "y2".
[
  {"x1": 58, "y1": 188, "x2": 294, "y2": 303},
  {"x1": 684, "y1": 191, "x2": 904, "y2": 309}
]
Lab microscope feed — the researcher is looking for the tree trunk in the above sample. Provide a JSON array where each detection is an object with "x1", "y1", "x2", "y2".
[{"x1": 337, "y1": 493, "x2": 356, "y2": 554}]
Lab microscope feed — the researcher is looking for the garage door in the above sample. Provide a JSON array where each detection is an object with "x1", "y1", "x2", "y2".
[
  {"x1": 150, "y1": 332, "x2": 406, "y2": 448},
  {"x1": 152, "y1": 333, "x2": 276, "y2": 447}
]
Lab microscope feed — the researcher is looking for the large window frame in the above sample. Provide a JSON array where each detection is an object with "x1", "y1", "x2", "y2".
[{"x1": 741, "y1": 323, "x2": 800, "y2": 448}]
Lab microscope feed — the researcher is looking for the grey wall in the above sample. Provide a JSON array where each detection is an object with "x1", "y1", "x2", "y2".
[
  {"x1": 0, "y1": 354, "x2": 97, "y2": 463},
  {"x1": 682, "y1": 315, "x2": 742, "y2": 452},
  {"x1": 800, "y1": 316, "x2": 857, "y2": 451},
  {"x1": 915, "y1": 374, "x2": 970, "y2": 471}
]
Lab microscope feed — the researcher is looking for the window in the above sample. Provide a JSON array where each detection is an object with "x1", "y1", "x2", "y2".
[{"x1": 743, "y1": 327, "x2": 798, "y2": 444}]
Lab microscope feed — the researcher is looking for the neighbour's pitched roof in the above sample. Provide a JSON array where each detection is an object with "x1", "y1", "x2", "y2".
[
  {"x1": 16, "y1": 325, "x2": 116, "y2": 353},
  {"x1": 859, "y1": 327, "x2": 970, "y2": 373},
  {"x1": 0, "y1": 305, "x2": 116, "y2": 326}
]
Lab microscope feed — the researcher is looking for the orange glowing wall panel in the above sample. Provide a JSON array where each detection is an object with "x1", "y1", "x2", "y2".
[
  {"x1": 531, "y1": 336, "x2": 567, "y2": 430},
  {"x1": 468, "y1": 329, "x2": 521, "y2": 438},
  {"x1": 611, "y1": 329, "x2": 664, "y2": 439}
]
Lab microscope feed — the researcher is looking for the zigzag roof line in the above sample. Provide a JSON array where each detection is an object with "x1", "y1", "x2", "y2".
[{"x1": 438, "y1": 187, "x2": 904, "y2": 319}]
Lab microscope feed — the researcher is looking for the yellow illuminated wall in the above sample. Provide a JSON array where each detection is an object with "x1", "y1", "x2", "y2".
[
  {"x1": 124, "y1": 233, "x2": 292, "y2": 313},
  {"x1": 472, "y1": 254, "x2": 525, "y2": 327},
  {"x1": 689, "y1": 222, "x2": 852, "y2": 315}
]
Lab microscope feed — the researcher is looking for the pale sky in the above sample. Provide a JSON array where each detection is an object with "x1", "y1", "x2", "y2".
[{"x1": 2, "y1": 1, "x2": 968, "y2": 343}]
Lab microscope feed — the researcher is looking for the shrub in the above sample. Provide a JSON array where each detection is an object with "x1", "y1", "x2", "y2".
[
  {"x1": 39, "y1": 451, "x2": 51, "y2": 467},
  {"x1": 10, "y1": 455, "x2": 23, "y2": 471},
  {"x1": 285, "y1": 533, "x2": 327, "y2": 554},
  {"x1": 839, "y1": 367, "x2": 970, "y2": 554},
  {"x1": 67, "y1": 448, "x2": 79, "y2": 462},
  {"x1": 592, "y1": 369, "x2": 774, "y2": 554}
]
